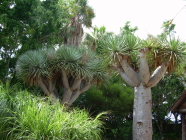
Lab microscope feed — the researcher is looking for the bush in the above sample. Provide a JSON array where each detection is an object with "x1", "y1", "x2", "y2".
[
  {"x1": 74, "y1": 83, "x2": 134, "y2": 140},
  {"x1": 0, "y1": 83, "x2": 105, "y2": 140}
]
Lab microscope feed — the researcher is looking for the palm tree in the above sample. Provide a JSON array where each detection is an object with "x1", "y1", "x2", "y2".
[
  {"x1": 65, "y1": 0, "x2": 95, "y2": 47},
  {"x1": 99, "y1": 32, "x2": 186, "y2": 139},
  {"x1": 83, "y1": 26, "x2": 107, "y2": 51},
  {"x1": 16, "y1": 46, "x2": 107, "y2": 106}
]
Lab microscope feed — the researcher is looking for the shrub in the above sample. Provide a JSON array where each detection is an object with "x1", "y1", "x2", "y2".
[{"x1": 0, "y1": 83, "x2": 105, "y2": 140}]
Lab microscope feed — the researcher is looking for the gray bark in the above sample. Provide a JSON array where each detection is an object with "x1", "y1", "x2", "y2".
[
  {"x1": 68, "y1": 90, "x2": 81, "y2": 105},
  {"x1": 117, "y1": 68, "x2": 137, "y2": 87},
  {"x1": 80, "y1": 83, "x2": 91, "y2": 93},
  {"x1": 139, "y1": 49, "x2": 150, "y2": 85},
  {"x1": 38, "y1": 78, "x2": 59, "y2": 101},
  {"x1": 68, "y1": 82, "x2": 93, "y2": 105},
  {"x1": 66, "y1": 16, "x2": 83, "y2": 47},
  {"x1": 133, "y1": 84, "x2": 152, "y2": 140},
  {"x1": 120, "y1": 59, "x2": 141, "y2": 86},
  {"x1": 61, "y1": 88, "x2": 73, "y2": 104},
  {"x1": 38, "y1": 78, "x2": 50, "y2": 96},
  {"x1": 146, "y1": 63, "x2": 167, "y2": 88},
  {"x1": 118, "y1": 48, "x2": 169, "y2": 140},
  {"x1": 71, "y1": 78, "x2": 82, "y2": 90},
  {"x1": 62, "y1": 71, "x2": 70, "y2": 89}
]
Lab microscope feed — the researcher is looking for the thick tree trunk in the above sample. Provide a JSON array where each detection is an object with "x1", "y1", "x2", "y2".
[
  {"x1": 68, "y1": 90, "x2": 80, "y2": 105},
  {"x1": 66, "y1": 16, "x2": 83, "y2": 47},
  {"x1": 38, "y1": 78, "x2": 59, "y2": 101},
  {"x1": 120, "y1": 59, "x2": 141, "y2": 85},
  {"x1": 61, "y1": 88, "x2": 73, "y2": 104},
  {"x1": 133, "y1": 84, "x2": 152, "y2": 140},
  {"x1": 38, "y1": 79, "x2": 50, "y2": 96},
  {"x1": 117, "y1": 68, "x2": 138, "y2": 87}
]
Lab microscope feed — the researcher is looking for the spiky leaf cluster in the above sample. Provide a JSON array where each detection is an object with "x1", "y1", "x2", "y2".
[
  {"x1": 16, "y1": 45, "x2": 107, "y2": 85},
  {"x1": 143, "y1": 36, "x2": 186, "y2": 74},
  {"x1": 98, "y1": 33, "x2": 141, "y2": 68},
  {"x1": 16, "y1": 50, "x2": 50, "y2": 86}
]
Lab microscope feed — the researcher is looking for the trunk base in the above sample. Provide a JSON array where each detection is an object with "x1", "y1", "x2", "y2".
[{"x1": 133, "y1": 84, "x2": 152, "y2": 140}]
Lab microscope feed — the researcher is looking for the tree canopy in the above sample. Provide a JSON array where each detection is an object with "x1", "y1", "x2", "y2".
[{"x1": 0, "y1": 0, "x2": 95, "y2": 82}]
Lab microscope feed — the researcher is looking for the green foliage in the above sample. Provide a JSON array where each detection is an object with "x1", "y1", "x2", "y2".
[
  {"x1": 76, "y1": 83, "x2": 133, "y2": 115},
  {"x1": 161, "y1": 19, "x2": 175, "y2": 37},
  {"x1": 74, "y1": 82, "x2": 134, "y2": 139},
  {"x1": 0, "y1": 0, "x2": 68, "y2": 81},
  {"x1": 15, "y1": 45, "x2": 107, "y2": 104},
  {"x1": 110, "y1": 120, "x2": 132, "y2": 140},
  {"x1": 55, "y1": 46, "x2": 105, "y2": 80},
  {"x1": 83, "y1": 26, "x2": 107, "y2": 51},
  {"x1": 98, "y1": 33, "x2": 141, "y2": 67},
  {"x1": 16, "y1": 50, "x2": 50, "y2": 85},
  {"x1": 120, "y1": 21, "x2": 138, "y2": 35},
  {"x1": 0, "y1": 82, "x2": 105, "y2": 140},
  {"x1": 75, "y1": 0, "x2": 95, "y2": 28},
  {"x1": 17, "y1": 45, "x2": 107, "y2": 82},
  {"x1": 140, "y1": 33, "x2": 186, "y2": 74},
  {"x1": 152, "y1": 74, "x2": 184, "y2": 139},
  {"x1": 0, "y1": 0, "x2": 95, "y2": 82}
]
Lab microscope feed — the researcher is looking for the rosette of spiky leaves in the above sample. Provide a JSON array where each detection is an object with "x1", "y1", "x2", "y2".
[
  {"x1": 159, "y1": 38, "x2": 186, "y2": 74},
  {"x1": 144, "y1": 36, "x2": 186, "y2": 74},
  {"x1": 83, "y1": 49, "x2": 108, "y2": 84},
  {"x1": 98, "y1": 33, "x2": 141, "y2": 68},
  {"x1": 42, "y1": 48, "x2": 58, "y2": 78},
  {"x1": 16, "y1": 50, "x2": 50, "y2": 86},
  {"x1": 54, "y1": 45, "x2": 106, "y2": 82}
]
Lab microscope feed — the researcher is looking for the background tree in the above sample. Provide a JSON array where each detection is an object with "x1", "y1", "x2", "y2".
[
  {"x1": 120, "y1": 21, "x2": 138, "y2": 35},
  {"x1": 65, "y1": 0, "x2": 95, "y2": 46},
  {"x1": 0, "y1": 0, "x2": 95, "y2": 83},
  {"x1": 15, "y1": 45, "x2": 107, "y2": 106},
  {"x1": 83, "y1": 26, "x2": 107, "y2": 51},
  {"x1": 152, "y1": 74, "x2": 184, "y2": 139}
]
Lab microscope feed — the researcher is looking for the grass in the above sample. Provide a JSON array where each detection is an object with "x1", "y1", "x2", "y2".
[{"x1": 0, "y1": 82, "x2": 105, "y2": 140}]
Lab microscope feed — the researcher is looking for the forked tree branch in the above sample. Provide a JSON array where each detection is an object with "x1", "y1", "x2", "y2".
[
  {"x1": 120, "y1": 58, "x2": 141, "y2": 86},
  {"x1": 71, "y1": 78, "x2": 82, "y2": 90},
  {"x1": 139, "y1": 48, "x2": 150, "y2": 85},
  {"x1": 38, "y1": 78, "x2": 50, "y2": 96},
  {"x1": 61, "y1": 88, "x2": 73, "y2": 104},
  {"x1": 145, "y1": 62, "x2": 168, "y2": 88},
  {"x1": 62, "y1": 71, "x2": 70, "y2": 89},
  {"x1": 117, "y1": 67, "x2": 138, "y2": 87}
]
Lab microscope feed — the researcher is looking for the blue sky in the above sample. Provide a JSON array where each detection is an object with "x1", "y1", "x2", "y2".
[{"x1": 86, "y1": 0, "x2": 186, "y2": 41}]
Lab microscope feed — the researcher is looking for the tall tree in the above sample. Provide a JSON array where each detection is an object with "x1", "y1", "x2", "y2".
[
  {"x1": 120, "y1": 21, "x2": 138, "y2": 35},
  {"x1": 98, "y1": 22, "x2": 186, "y2": 139},
  {"x1": 65, "y1": 0, "x2": 95, "y2": 46}
]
